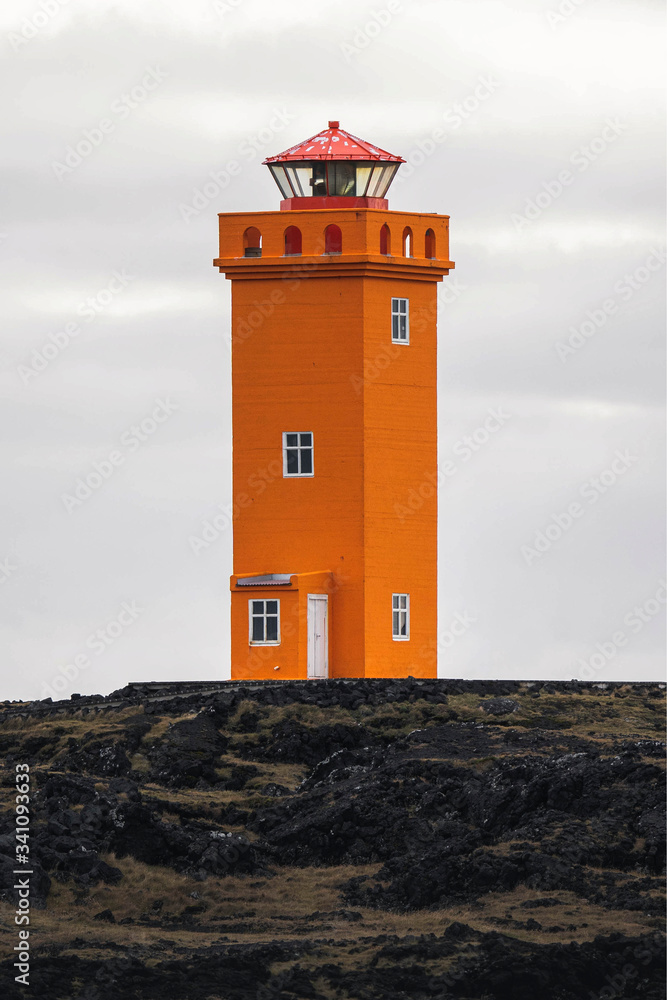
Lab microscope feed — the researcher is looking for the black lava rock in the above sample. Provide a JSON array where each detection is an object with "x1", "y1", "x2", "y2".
[{"x1": 480, "y1": 697, "x2": 520, "y2": 715}]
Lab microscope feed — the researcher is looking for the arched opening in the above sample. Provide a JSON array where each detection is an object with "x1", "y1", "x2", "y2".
[
  {"x1": 324, "y1": 224, "x2": 342, "y2": 254},
  {"x1": 380, "y1": 224, "x2": 391, "y2": 255},
  {"x1": 425, "y1": 228, "x2": 436, "y2": 259},
  {"x1": 402, "y1": 227, "x2": 413, "y2": 258},
  {"x1": 284, "y1": 225, "x2": 302, "y2": 256},
  {"x1": 243, "y1": 226, "x2": 262, "y2": 257}
]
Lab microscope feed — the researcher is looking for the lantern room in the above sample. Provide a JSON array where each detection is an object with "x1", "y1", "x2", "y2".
[{"x1": 263, "y1": 120, "x2": 405, "y2": 211}]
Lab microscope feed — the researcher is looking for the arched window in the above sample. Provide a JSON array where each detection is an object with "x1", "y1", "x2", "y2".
[
  {"x1": 284, "y1": 226, "x2": 302, "y2": 255},
  {"x1": 380, "y1": 224, "x2": 391, "y2": 255},
  {"x1": 425, "y1": 228, "x2": 436, "y2": 259},
  {"x1": 402, "y1": 227, "x2": 413, "y2": 258},
  {"x1": 324, "y1": 224, "x2": 342, "y2": 254},
  {"x1": 243, "y1": 226, "x2": 262, "y2": 257}
]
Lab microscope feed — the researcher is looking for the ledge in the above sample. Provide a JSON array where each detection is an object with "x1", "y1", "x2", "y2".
[{"x1": 214, "y1": 253, "x2": 454, "y2": 282}]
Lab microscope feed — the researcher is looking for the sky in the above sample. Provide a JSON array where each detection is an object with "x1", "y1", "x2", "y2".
[{"x1": 1, "y1": 0, "x2": 664, "y2": 702}]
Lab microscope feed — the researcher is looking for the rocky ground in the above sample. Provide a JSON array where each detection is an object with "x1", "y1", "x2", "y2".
[{"x1": 0, "y1": 678, "x2": 664, "y2": 999}]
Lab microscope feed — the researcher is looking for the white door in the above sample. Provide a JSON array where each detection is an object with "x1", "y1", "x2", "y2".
[{"x1": 307, "y1": 595, "x2": 328, "y2": 679}]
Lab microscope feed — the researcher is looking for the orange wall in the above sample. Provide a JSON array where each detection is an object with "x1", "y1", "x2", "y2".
[
  {"x1": 231, "y1": 586, "x2": 299, "y2": 679},
  {"x1": 361, "y1": 277, "x2": 438, "y2": 677},
  {"x1": 230, "y1": 274, "x2": 366, "y2": 677},
  {"x1": 217, "y1": 208, "x2": 452, "y2": 679}
]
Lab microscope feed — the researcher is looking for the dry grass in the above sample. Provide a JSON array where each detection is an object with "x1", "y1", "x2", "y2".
[
  {"x1": 245, "y1": 761, "x2": 309, "y2": 789},
  {"x1": 1, "y1": 685, "x2": 662, "y2": 761},
  {"x1": 223, "y1": 685, "x2": 665, "y2": 746},
  {"x1": 440, "y1": 686, "x2": 663, "y2": 740},
  {"x1": 140, "y1": 782, "x2": 292, "y2": 818},
  {"x1": 139, "y1": 713, "x2": 197, "y2": 745},
  {"x1": 128, "y1": 752, "x2": 151, "y2": 773},
  {"x1": 2, "y1": 852, "x2": 656, "y2": 966}
]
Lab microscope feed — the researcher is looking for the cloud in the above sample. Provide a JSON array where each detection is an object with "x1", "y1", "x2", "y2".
[{"x1": 0, "y1": 0, "x2": 663, "y2": 699}]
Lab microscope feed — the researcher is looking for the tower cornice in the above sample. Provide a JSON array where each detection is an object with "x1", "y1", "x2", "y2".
[{"x1": 214, "y1": 254, "x2": 453, "y2": 282}]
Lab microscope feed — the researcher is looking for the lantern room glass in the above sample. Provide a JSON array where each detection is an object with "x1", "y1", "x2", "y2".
[
  {"x1": 327, "y1": 162, "x2": 356, "y2": 196},
  {"x1": 354, "y1": 165, "x2": 372, "y2": 196},
  {"x1": 365, "y1": 163, "x2": 399, "y2": 198},
  {"x1": 284, "y1": 164, "x2": 313, "y2": 198},
  {"x1": 311, "y1": 163, "x2": 327, "y2": 196},
  {"x1": 268, "y1": 164, "x2": 292, "y2": 199},
  {"x1": 267, "y1": 160, "x2": 400, "y2": 200}
]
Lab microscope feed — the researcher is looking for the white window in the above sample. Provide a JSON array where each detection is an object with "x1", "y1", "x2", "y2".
[
  {"x1": 283, "y1": 432, "x2": 314, "y2": 477},
  {"x1": 392, "y1": 593, "x2": 410, "y2": 640},
  {"x1": 391, "y1": 298, "x2": 409, "y2": 344},
  {"x1": 249, "y1": 599, "x2": 280, "y2": 644}
]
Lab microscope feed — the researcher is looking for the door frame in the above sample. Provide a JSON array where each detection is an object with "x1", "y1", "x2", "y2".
[{"x1": 307, "y1": 594, "x2": 329, "y2": 679}]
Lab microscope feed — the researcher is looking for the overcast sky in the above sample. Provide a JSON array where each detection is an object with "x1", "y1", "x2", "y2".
[{"x1": 1, "y1": 0, "x2": 664, "y2": 702}]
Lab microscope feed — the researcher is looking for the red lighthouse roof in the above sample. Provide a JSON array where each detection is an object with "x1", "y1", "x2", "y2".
[{"x1": 263, "y1": 121, "x2": 405, "y2": 164}]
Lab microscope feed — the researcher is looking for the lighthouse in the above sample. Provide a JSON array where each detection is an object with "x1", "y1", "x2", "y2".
[{"x1": 214, "y1": 121, "x2": 454, "y2": 680}]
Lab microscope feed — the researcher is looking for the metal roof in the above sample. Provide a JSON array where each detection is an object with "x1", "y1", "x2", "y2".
[
  {"x1": 236, "y1": 574, "x2": 293, "y2": 586},
  {"x1": 263, "y1": 121, "x2": 405, "y2": 164}
]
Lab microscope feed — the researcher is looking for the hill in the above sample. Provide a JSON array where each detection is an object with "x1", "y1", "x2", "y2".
[{"x1": 0, "y1": 678, "x2": 665, "y2": 999}]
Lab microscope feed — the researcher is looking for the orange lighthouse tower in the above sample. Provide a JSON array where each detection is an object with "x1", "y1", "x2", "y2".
[{"x1": 214, "y1": 122, "x2": 454, "y2": 680}]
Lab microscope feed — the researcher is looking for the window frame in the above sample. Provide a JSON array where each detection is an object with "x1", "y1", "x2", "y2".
[
  {"x1": 282, "y1": 431, "x2": 315, "y2": 478},
  {"x1": 391, "y1": 297, "x2": 410, "y2": 345},
  {"x1": 392, "y1": 593, "x2": 410, "y2": 641},
  {"x1": 249, "y1": 598, "x2": 281, "y2": 645}
]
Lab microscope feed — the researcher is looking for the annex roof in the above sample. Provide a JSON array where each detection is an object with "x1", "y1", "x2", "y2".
[{"x1": 236, "y1": 574, "x2": 293, "y2": 586}]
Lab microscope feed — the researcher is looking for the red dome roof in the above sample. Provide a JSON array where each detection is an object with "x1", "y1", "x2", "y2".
[{"x1": 263, "y1": 121, "x2": 405, "y2": 164}]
